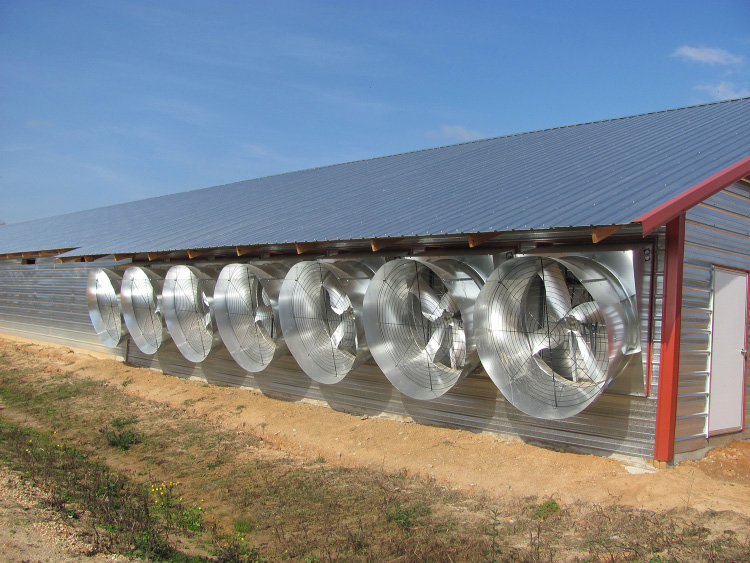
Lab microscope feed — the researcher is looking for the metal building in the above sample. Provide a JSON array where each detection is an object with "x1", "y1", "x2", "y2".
[{"x1": 2, "y1": 97, "x2": 750, "y2": 465}]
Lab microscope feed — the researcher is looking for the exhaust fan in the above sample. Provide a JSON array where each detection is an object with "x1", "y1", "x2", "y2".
[
  {"x1": 363, "y1": 258, "x2": 483, "y2": 400},
  {"x1": 162, "y1": 265, "x2": 219, "y2": 362},
  {"x1": 120, "y1": 267, "x2": 169, "y2": 355},
  {"x1": 279, "y1": 260, "x2": 374, "y2": 384},
  {"x1": 474, "y1": 254, "x2": 641, "y2": 419},
  {"x1": 214, "y1": 263, "x2": 289, "y2": 372},
  {"x1": 86, "y1": 268, "x2": 126, "y2": 348}
]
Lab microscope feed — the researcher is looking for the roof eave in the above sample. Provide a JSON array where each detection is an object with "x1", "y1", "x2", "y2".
[{"x1": 635, "y1": 154, "x2": 750, "y2": 236}]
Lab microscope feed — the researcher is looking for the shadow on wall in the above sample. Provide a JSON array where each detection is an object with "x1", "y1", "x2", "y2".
[
  {"x1": 501, "y1": 390, "x2": 652, "y2": 456},
  {"x1": 251, "y1": 354, "x2": 313, "y2": 401},
  {"x1": 317, "y1": 360, "x2": 394, "y2": 417},
  {"x1": 399, "y1": 370, "x2": 501, "y2": 432},
  {"x1": 128, "y1": 337, "x2": 652, "y2": 457}
]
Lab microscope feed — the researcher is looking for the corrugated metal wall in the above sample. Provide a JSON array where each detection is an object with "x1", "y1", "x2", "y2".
[
  {"x1": 676, "y1": 182, "x2": 750, "y2": 454},
  {"x1": 0, "y1": 259, "x2": 127, "y2": 356},
  {"x1": 0, "y1": 248, "x2": 663, "y2": 458}
]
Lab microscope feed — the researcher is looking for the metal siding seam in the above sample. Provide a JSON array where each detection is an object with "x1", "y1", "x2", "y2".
[{"x1": 654, "y1": 215, "x2": 686, "y2": 461}]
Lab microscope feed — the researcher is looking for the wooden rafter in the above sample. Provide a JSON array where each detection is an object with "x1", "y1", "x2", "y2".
[
  {"x1": 147, "y1": 252, "x2": 171, "y2": 261},
  {"x1": 113, "y1": 254, "x2": 134, "y2": 262},
  {"x1": 187, "y1": 248, "x2": 209, "y2": 259},
  {"x1": 236, "y1": 245, "x2": 266, "y2": 257},
  {"x1": 370, "y1": 237, "x2": 404, "y2": 252},
  {"x1": 296, "y1": 242, "x2": 323, "y2": 255},
  {"x1": 466, "y1": 232, "x2": 498, "y2": 248},
  {"x1": 55, "y1": 255, "x2": 83, "y2": 263},
  {"x1": 42, "y1": 249, "x2": 74, "y2": 257},
  {"x1": 592, "y1": 225, "x2": 624, "y2": 243}
]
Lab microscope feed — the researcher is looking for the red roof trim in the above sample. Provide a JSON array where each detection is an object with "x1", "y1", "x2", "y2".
[{"x1": 635, "y1": 155, "x2": 750, "y2": 235}]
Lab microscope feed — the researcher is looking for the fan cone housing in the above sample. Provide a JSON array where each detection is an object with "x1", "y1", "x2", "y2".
[
  {"x1": 279, "y1": 261, "x2": 373, "y2": 384},
  {"x1": 120, "y1": 267, "x2": 169, "y2": 354},
  {"x1": 86, "y1": 268, "x2": 126, "y2": 348},
  {"x1": 214, "y1": 263, "x2": 289, "y2": 372},
  {"x1": 162, "y1": 265, "x2": 219, "y2": 362},
  {"x1": 474, "y1": 255, "x2": 640, "y2": 419},
  {"x1": 363, "y1": 258, "x2": 483, "y2": 400}
]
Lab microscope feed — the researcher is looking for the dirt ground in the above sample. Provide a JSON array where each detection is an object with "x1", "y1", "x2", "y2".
[
  {"x1": 2, "y1": 336, "x2": 750, "y2": 522},
  {"x1": 0, "y1": 464, "x2": 134, "y2": 563}
]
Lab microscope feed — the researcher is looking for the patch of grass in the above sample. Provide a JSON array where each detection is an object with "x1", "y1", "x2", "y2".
[
  {"x1": 233, "y1": 517, "x2": 256, "y2": 534},
  {"x1": 100, "y1": 416, "x2": 142, "y2": 451},
  {"x1": 386, "y1": 501, "x2": 432, "y2": 532},
  {"x1": 110, "y1": 415, "x2": 139, "y2": 428},
  {"x1": 0, "y1": 418, "x2": 212, "y2": 561},
  {"x1": 214, "y1": 540, "x2": 265, "y2": 563},
  {"x1": 531, "y1": 499, "x2": 560, "y2": 519}
]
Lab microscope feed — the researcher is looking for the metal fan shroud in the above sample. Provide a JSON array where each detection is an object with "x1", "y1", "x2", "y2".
[
  {"x1": 474, "y1": 255, "x2": 640, "y2": 419},
  {"x1": 363, "y1": 258, "x2": 483, "y2": 400},
  {"x1": 120, "y1": 267, "x2": 168, "y2": 355},
  {"x1": 162, "y1": 265, "x2": 219, "y2": 362},
  {"x1": 86, "y1": 268, "x2": 126, "y2": 348},
  {"x1": 279, "y1": 260, "x2": 374, "y2": 384},
  {"x1": 214, "y1": 263, "x2": 289, "y2": 373}
]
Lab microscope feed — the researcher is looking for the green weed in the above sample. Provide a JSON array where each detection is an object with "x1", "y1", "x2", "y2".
[
  {"x1": 386, "y1": 501, "x2": 431, "y2": 531},
  {"x1": 531, "y1": 499, "x2": 560, "y2": 519}
]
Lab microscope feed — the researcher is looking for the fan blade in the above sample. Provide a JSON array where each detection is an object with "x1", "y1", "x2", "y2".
[
  {"x1": 572, "y1": 332, "x2": 606, "y2": 385},
  {"x1": 330, "y1": 320, "x2": 347, "y2": 348},
  {"x1": 424, "y1": 321, "x2": 445, "y2": 360},
  {"x1": 448, "y1": 324, "x2": 466, "y2": 369},
  {"x1": 253, "y1": 304, "x2": 273, "y2": 324},
  {"x1": 570, "y1": 301, "x2": 600, "y2": 323},
  {"x1": 201, "y1": 293, "x2": 212, "y2": 329},
  {"x1": 438, "y1": 290, "x2": 458, "y2": 315},
  {"x1": 528, "y1": 317, "x2": 567, "y2": 355},
  {"x1": 528, "y1": 328, "x2": 551, "y2": 355},
  {"x1": 409, "y1": 277, "x2": 445, "y2": 321},
  {"x1": 540, "y1": 263, "x2": 572, "y2": 321},
  {"x1": 321, "y1": 272, "x2": 350, "y2": 315}
]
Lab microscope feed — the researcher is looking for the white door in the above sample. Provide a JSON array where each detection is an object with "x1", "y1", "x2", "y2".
[{"x1": 708, "y1": 267, "x2": 748, "y2": 435}]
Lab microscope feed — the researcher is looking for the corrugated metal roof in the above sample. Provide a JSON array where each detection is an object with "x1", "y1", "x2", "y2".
[{"x1": 2, "y1": 97, "x2": 749, "y2": 256}]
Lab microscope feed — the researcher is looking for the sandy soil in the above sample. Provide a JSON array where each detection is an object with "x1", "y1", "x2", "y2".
[
  {"x1": 0, "y1": 465, "x2": 134, "y2": 563},
  {"x1": 2, "y1": 336, "x2": 750, "y2": 520}
]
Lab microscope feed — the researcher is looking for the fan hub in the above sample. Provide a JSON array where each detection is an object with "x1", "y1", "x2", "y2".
[{"x1": 564, "y1": 316, "x2": 580, "y2": 332}]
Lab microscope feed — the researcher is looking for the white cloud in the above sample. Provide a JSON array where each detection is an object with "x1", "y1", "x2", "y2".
[
  {"x1": 695, "y1": 81, "x2": 750, "y2": 100},
  {"x1": 672, "y1": 45, "x2": 743, "y2": 65},
  {"x1": 25, "y1": 119, "x2": 54, "y2": 128},
  {"x1": 427, "y1": 125, "x2": 484, "y2": 142}
]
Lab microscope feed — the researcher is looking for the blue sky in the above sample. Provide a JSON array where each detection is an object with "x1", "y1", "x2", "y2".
[{"x1": 1, "y1": 0, "x2": 749, "y2": 225}]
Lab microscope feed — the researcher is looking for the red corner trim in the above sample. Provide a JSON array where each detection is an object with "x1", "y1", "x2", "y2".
[
  {"x1": 636, "y1": 155, "x2": 750, "y2": 236},
  {"x1": 654, "y1": 215, "x2": 686, "y2": 462}
]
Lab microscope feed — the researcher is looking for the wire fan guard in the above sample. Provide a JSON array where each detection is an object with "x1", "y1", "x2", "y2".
[
  {"x1": 162, "y1": 265, "x2": 219, "y2": 362},
  {"x1": 363, "y1": 259, "x2": 483, "y2": 400},
  {"x1": 214, "y1": 263, "x2": 289, "y2": 372},
  {"x1": 120, "y1": 267, "x2": 168, "y2": 354},
  {"x1": 475, "y1": 255, "x2": 640, "y2": 419},
  {"x1": 86, "y1": 268, "x2": 126, "y2": 348},
  {"x1": 279, "y1": 261, "x2": 374, "y2": 384}
]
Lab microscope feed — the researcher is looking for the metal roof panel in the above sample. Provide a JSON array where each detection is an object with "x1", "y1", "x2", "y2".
[{"x1": 2, "y1": 97, "x2": 749, "y2": 256}]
